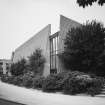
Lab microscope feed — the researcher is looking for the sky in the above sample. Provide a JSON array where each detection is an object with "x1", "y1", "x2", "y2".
[{"x1": 0, "y1": 0, "x2": 105, "y2": 59}]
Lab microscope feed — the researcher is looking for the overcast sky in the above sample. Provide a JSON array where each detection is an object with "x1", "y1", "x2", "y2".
[{"x1": 0, "y1": 0, "x2": 105, "y2": 59}]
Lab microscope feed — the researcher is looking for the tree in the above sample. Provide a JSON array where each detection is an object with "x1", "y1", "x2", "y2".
[
  {"x1": 28, "y1": 48, "x2": 46, "y2": 75},
  {"x1": 77, "y1": 0, "x2": 105, "y2": 8},
  {"x1": 62, "y1": 20, "x2": 105, "y2": 76},
  {"x1": 10, "y1": 58, "x2": 26, "y2": 76}
]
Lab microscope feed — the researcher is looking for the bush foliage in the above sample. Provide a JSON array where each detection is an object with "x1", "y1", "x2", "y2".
[
  {"x1": 62, "y1": 21, "x2": 105, "y2": 76},
  {"x1": 22, "y1": 73, "x2": 33, "y2": 88},
  {"x1": 10, "y1": 58, "x2": 26, "y2": 76},
  {"x1": 42, "y1": 72, "x2": 67, "y2": 92},
  {"x1": 10, "y1": 48, "x2": 45, "y2": 77},
  {"x1": 28, "y1": 48, "x2": 46, "y2": 76},
  {"x1": 33, "y1": 76, "x2": 45, "y2": 89},
  {"x1": 63, "y1": 73, "x2": 104, "y2": 96},
  {"x1": 1, "y1": 71, "x2": 104, "y2": 96},
  {"x1": 42, "y1": 71, "x2": 104, "y2": 96}
]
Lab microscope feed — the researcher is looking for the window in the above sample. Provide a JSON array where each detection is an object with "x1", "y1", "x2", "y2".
[
  {"x1": 6, "y1": 63, "x2": 10, "y2": 70},
  {"x1": 0, "y1": 62, "x2": 3, "y2": 65},
  {"x1": 50, "y1": 32, "x2": 59, "y2": 73},
  {"x1": 0, "y1": 62, "x2": 3, "y2": 72}
]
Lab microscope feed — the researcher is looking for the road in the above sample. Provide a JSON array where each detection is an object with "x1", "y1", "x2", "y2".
[{"x1": 0, "y1": 81, "x2": 105, "y2": 105}]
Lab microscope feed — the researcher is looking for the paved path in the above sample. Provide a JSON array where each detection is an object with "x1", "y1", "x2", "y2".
[
  {"x1": 0, "y1": 81, "x2": 105, "y2": 105},
  {"x1": 0, "y1": 98, "x2": 25, "y2": 105}
]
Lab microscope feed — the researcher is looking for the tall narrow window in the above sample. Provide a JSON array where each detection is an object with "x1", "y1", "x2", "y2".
[{"x1": 50, "y1": 32, "x2": 59, "y2": 74}]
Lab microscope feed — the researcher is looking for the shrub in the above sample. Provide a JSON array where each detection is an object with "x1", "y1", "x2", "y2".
[
  {"x1": 6, "y1": 76, "x2": 15, "y2": 84},
  {"x1": 0, "y1": 70, "x2": 3, "y2": 77},
  {"x1": 0, "y1": 74, "x2": 23, "y2": 86},
  {"x1": 53, "y1": 72, "x2": 68, "y2": 91},
  {"x1": 1, "y1": 74, "x2": 10, "y2": 83},
  {"x1": 28, "y1": 48, "x2": 46, "y2": 76},
  {"x1": 42, "y1": 72, "x2": 68, "y2": 92},
  {"x1": 10, "y1": 58, "x2": 27, "y2": 76},
  {"x1": 63, "y1": 77, "x2": 78, "y2": 95},
  {"x1": 24, "y1": 71, "x2": 34, "y2": 78},
  {"x1": 63, "y1": 73, "x2": 104, "y2": 96},
  {"x1": 12, "y1": 75, "x2": 23, "y2": 86},
  {"x1": 63, "y1": 74, "x2": 89, "y2": 95},
  {"x1": 22, "y1": 73, "x2": 33, "y2": 88},
  {"x1": 1, "y1": 70, "x2": 104, "y2": 96},
  {"x1": 42, "y1": 71, "x2": 97, "y2": 94},
  {"x1": 42, "y1": 74, "x2": 56, "y2": 92},
  {"x1": 33, "y1": 76, "x2": 45, "y2": 89},
  {"x1": 87, "y1": 77, "x2": 105, "y2": 96}
]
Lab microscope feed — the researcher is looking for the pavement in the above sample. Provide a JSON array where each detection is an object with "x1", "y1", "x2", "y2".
[
  {"x1": 0, "y1": 81, "x2": 105, "y2": 105},
  {"x1": 0, "y1": 98, "x2": 25, "y2": 105}
]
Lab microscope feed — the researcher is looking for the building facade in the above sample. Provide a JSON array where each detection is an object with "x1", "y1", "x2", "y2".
[{"x1": 12, "y1": 15, "x2": 81, "y2": 77}]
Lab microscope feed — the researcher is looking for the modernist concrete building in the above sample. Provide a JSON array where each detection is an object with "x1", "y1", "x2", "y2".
[
  {"x1": 12, "y1": 15, "x2": 81, "y2": 77},
  {"x1": 0, "y1": 59, "x2": 12, "y2": 75}
]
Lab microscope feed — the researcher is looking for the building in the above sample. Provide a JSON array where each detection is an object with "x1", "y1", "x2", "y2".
[
  {"x1": 0, "y1": 59, "x2": 12, "y2": 75},
  {"x1": 12, "y1": 15, "x2": 81, "y2": 77}
]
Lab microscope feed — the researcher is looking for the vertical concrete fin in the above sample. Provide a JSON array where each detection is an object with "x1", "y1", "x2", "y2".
[
  {"x1": 13, "y1": 24, "x2": 51, "y2": 62},
  {"x1": 59, "y1": 15, "x2": 81, "y2": 52},
  {"x1": 13, "y1": 24, "x2": 51, "y2": 77}
]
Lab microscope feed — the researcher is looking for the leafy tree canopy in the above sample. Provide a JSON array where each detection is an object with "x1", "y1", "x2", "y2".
[
  {"x1": 62, "y1": 20, "x2": 105, "y2": 76},
  {"x1": 77, "y1": 0, "x2": 105, "y2": 8},
  {"x1": 28, "y1": 48, "x2": 46, "y2": 75}
]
